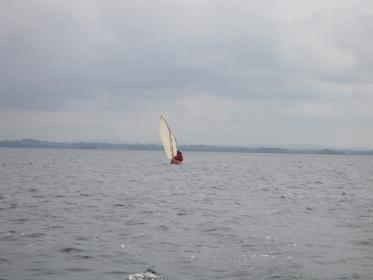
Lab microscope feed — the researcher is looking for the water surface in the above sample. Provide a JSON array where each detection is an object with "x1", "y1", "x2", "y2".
[{"x1": 0, "y1": 148, "x2": 372, "y2": 279}]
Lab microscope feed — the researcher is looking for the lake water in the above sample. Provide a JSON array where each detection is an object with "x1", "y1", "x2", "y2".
[{"x1": 0, "y1": 148, "x2": 372, "y2": 280}]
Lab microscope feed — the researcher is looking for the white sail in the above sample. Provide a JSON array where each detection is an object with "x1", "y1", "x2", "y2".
[{"x1": 159, "y1": 115, "x2": 178, "y2": 160}]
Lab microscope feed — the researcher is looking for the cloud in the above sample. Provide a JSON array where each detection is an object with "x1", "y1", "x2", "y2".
[{"x1": 0, "y1": 0, "x2": 372, "y2": 147}]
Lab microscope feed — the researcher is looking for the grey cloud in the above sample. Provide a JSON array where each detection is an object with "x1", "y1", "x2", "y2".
[
  {"x1": 0, "y1": 0, "x2": 372, "y2": 147},
  {"x1": 0, "y1": 0, "x2": 291, "y2": 110}
]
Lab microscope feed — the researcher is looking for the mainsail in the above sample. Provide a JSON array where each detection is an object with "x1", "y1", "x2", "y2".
[{"x1": 159, "y1": 115, "x2": 178, "y2": 160}]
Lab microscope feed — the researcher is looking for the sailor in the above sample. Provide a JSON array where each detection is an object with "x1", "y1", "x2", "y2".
[{"x1": 173, "y1": 150, "x2": 183, "y2": 162}]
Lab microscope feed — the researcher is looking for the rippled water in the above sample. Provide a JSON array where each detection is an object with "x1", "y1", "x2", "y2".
[{"x1": 0, "y1": 148, "x2": 372, "y2": 280}]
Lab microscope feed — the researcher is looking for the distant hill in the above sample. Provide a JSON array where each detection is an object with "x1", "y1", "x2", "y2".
[
  {"x1": 0, "y1": 139, "x2": 160, "y2": 151},
  {"x1": 0, "y1": 139, "x2": 372, "y2": 156}
]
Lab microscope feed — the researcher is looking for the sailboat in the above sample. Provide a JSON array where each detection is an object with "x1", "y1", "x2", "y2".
[{"x1": 159, "y1": 115, "x2": 182, "y2": 164}]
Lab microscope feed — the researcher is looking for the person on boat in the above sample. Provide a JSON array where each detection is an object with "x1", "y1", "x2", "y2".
[{"x1": 172, "y1": 150, "x2": 183, "y2": 163}]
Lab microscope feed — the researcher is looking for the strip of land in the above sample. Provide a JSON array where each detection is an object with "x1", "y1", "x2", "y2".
[{"x1": 0, "y1": 139, "x2": 372, "y2": 155}]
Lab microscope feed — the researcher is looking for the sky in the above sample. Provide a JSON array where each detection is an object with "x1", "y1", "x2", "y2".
[{"x1": 1, "y1": 0, "x2": 373, "y2": 148}]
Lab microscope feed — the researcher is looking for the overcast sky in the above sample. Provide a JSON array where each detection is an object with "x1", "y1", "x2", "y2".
[{"x1": 1, "y1": 0, "x2": 372, "y2": 148}]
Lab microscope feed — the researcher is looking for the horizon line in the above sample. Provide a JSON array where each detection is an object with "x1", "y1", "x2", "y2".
[{"x1": 1, "y1": 138, "x2": 373, "y2": 152}]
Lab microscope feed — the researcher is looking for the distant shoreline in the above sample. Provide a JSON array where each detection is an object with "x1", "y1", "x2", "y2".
[{"x1": 1, "y1": 139, "x2": 373, "y2": 156}]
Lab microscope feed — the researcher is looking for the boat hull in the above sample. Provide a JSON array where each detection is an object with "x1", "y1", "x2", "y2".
[{"x1": 170, "y1": 159, "x2": 183, "y2": 164}]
